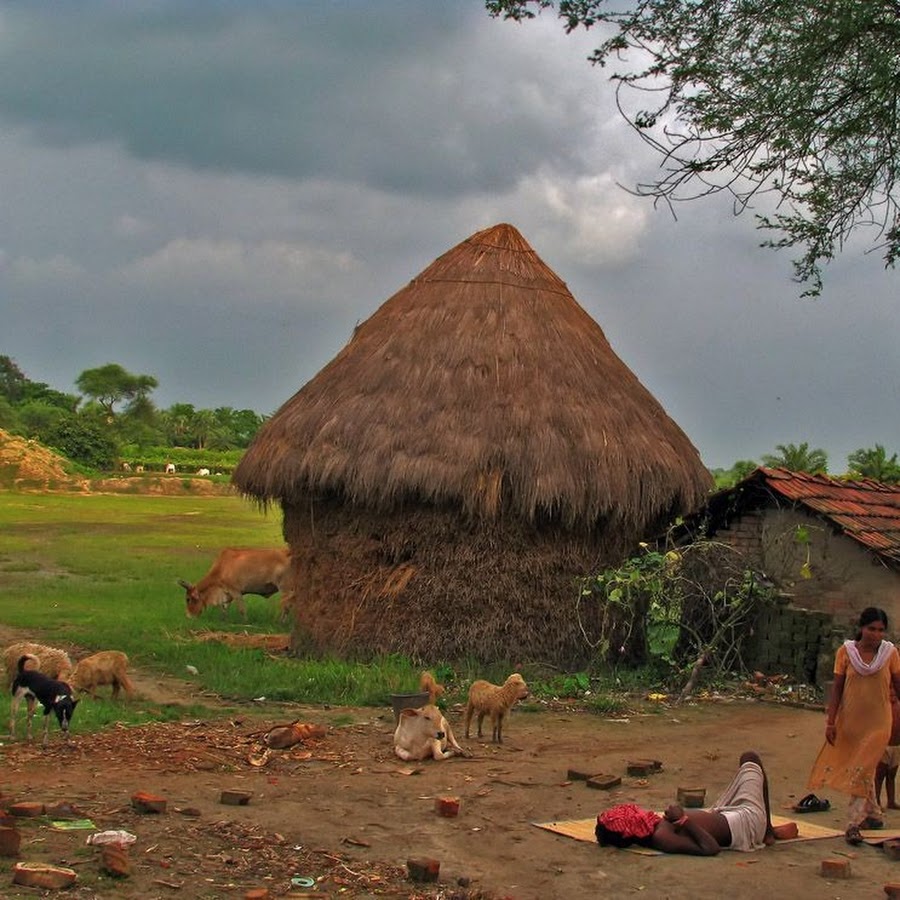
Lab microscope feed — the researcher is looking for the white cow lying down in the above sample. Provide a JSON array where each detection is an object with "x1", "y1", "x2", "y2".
[{"x1": 393, "y1": 705, "x2": 468, "y2": 761}]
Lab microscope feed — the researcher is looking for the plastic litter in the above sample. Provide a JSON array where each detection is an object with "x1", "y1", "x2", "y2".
[
  {"x1": 86, "y1": 830, "x2": 137, "y2": 847},
  {"x1": 291, "y1": 876, "x2": 316, "y2": 888}
]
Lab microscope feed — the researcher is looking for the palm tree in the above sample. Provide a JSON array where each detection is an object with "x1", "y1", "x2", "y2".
[
  {"x1": 761, "y1": 442, "x2": 828, "y2": 474},
  {"x1": 847, "y1": 445, "x2": 900, "y2": 483}
]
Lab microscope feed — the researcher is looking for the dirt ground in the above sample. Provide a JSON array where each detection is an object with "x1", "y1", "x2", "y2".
[{"x1": 2, "y1": 641, "x2": 898, "y2": 900}]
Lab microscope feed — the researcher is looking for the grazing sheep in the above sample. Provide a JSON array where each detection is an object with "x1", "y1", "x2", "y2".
[
  {"x1": 419, "y1": 670, "x2": 445, "y2": 705},
  {"x1": 71, "y1": 650, "x2": 134, "y2": 700},
  {"x1": 464, "y1": 673, "x2": 529, "y2": 743},
  {"x1": 3, "y1": 642, "x2": 73, "y2": 688}
]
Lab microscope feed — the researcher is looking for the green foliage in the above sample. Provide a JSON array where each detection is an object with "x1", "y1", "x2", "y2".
[
  {"x1": 43, "y1": 415, "x2": 118, "y2": 470},
  {"x1": 0, "y1": 355, "x2": 267, "y2": 474},
  {"x1": 581, "y1": 543, "x2": 676, "y2": 665},
  {"x1": 581, "y1": 539, "x2": 777, "y2": 697},
  {"x1": 583, "y1": 693, "x2": 630, "y2": 715},
  {"x1": 761, "y1": 442, "x2": 828, "y2": 474},
  {"x1": 16, "y1": 400, "x2": 68, "y2": 437},
  {"x1": 0, "y1": 492, "x2": 439, "y2": 723},
  {"x1": 538, "y1": 671, "x2": 591, "y2": 698},
  {"x1": 847, "y1": 444, "x2": 900, "y2": 483},
  {"x1": 118, "y1": 445, "x2": 244, "y2": 473},
  {"x1": 0, "y1": 395, "x2": 18, "y2": 430},
  {"x1": 710, "y1": 459, "x2": 758, "y2": 490},
  {"x1": 487, "y1": 0, "x2": 900, "y2": 296},
  {"x1": 75, "y1": 363, "x2": 158, "y2": 418}
]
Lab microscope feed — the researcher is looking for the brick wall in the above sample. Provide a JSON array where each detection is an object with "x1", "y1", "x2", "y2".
[
  {"x1": 710, "y1": 506, "x2": 900, "y2": 684},
  {"x1": 743, "y1": 601, "x2": 840, "y2": 684}
]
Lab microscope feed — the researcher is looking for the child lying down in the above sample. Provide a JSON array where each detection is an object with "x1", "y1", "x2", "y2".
[{"x1": 595, "y1": 751, "x2": 776, "y2": 855}]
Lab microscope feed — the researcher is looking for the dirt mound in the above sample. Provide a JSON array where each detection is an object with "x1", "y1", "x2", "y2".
[
  {"x1": 0, "y1": 429, "x2": 87, "y2": 491},
  {"x1": 90, "y1": 474, "x2": 234, "y2": 496}
]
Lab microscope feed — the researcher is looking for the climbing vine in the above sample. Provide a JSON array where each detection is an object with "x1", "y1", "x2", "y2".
[{"x1": 578, "y1": 538, "x2": 777, "y2": 702}]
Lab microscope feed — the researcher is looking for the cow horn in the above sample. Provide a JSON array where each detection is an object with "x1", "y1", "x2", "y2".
[{"x1": 177, "y1": 579, "x2": 192, "y2": 590}]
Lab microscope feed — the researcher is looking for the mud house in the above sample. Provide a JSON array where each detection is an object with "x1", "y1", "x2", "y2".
[
  {"x1": 681, "y1": 466, "x2": 900, "y2": 682},
  {"x1": 233, "y1": 223, "x2": 712, "y2": 668}
]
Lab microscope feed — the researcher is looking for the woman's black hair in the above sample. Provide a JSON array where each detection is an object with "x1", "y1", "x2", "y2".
[
  {"x1": 855, "y1": 606, "x2": 889, "y2": 640},
  {"x1": 595, "y1": 821, "x2": 655, "y2": 849}
]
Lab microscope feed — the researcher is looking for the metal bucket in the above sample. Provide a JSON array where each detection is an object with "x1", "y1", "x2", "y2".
[{"x1": 390, "y1": 691, "x2": 430, "y2": 723}]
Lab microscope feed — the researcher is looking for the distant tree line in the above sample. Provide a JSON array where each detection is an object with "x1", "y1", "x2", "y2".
[
  {"x1": 711, "y1": 442, "x2": 900, "y2": 490},
  {"x1": 0, "y1": 355, "x2": 267, "y2": 471}
]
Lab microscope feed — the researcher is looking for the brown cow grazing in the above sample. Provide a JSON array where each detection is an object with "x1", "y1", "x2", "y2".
[{"x1": 178, "y1": 547, "x2": 292, "y2": 618}]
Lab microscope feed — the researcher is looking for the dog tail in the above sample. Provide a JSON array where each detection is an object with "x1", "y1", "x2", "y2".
[
  {"x1": 16, "y1": 654, "x2": 38, "y2": 673},
  {"x1": 419, "y1": 670, "x2": 445, "y2": 706}
]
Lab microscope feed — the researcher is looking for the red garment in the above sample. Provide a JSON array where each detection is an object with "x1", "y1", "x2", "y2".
[{"x1": 596, "y1": 803, "x2": 661, "y2": 839}]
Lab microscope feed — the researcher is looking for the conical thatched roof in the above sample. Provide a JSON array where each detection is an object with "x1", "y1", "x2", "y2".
[{"x1": 234, "y1": 223, "x2": 711, "y2": 531}]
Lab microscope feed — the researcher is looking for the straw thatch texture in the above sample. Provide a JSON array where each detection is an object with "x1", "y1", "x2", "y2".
[
  {"x1": 234, "y1": 223, "x2": 712, "y2": 666},
  {"x1": 235, "y1": 223, "x2": 709, "y2": 527},
  {"x1": 280, "y1": 499, "x2": 609, "y2": 667}
]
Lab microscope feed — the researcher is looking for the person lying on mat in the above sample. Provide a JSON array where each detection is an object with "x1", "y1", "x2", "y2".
[{"x1": 595, "y1": 751, "x2": 776, "y2": 855}]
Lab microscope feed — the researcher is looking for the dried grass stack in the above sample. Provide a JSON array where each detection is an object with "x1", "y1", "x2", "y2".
[{"x1": 234, "y1": 223, "x2": 711, "y2": 667}]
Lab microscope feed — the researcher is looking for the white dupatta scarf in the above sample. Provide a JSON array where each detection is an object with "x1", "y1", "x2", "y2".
[{"x1": 844, "y1": 638, "x2": 896, "y2": 676}]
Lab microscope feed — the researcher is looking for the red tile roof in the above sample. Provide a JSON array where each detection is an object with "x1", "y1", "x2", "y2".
[{"x1": 706, "y1": 467, "x2": 900, "y2": 565}]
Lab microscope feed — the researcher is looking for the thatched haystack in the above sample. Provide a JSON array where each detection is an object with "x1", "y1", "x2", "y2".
[{"x1": 234, "y1": 223, "x2": 711, "y2": 667}]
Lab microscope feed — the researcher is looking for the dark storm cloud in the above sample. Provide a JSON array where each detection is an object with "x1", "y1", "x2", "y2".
[
  {"x1": 0, "y1": 1, "x2": 898, "y2": 473},
  {"x1": 0, "y1": 2, "x2": 598, "y2": 196}
]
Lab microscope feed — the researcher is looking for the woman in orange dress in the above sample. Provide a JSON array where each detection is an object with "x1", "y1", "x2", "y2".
[{"x1": 808, "y1": 607, "x2": 900, "y2": 844}]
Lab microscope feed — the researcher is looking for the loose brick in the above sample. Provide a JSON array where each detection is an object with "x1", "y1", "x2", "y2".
[
  {"x1": 12, "y1": 862, "x2": 78, "y2": 890},
  {"x1": 586, "y1": 774, "x2": 622, "y2": 790},
  {"x1": 407, "y1": 857, "x2": 440, "y2": 883},
  {"x1": 821, "y1": 858, "x2": 851, "y2": 879},
  {"x1": 0, "y1": 825, "x2": 21, "y2": 857},
  {"x1": 676, "y1": 787, "x2": 706, "y2": 808},
  {"x1": 627, "y1": 759, "x2": 662, "y2": 777},
  {"x1": 245, "y1": 890, "x2": 269, "y2": 900},
  {"x1": 884, "y1": 882, "x2": 900, "y2": 898},
  {"x1": 131, "y1": 792, "x2": 167, "y2": 814},
  {"x1": 220, "y1": 790, "x2": 253, "y2": 806},
  {"x1": 435, "y1": 797, "x2": 459, "y2": 817},
  {"x1": 99, "y1": 844, "x2": 131, "y2": 878},
  {"x1": 773, "y1": 822, "x2": 799, "y2": 841},
  {"x1": 8, "y1": 801, "x2": 45, "y2": 818},
  {"x1": 567, "y1": 767, "x2": 602, "y2": 781}
]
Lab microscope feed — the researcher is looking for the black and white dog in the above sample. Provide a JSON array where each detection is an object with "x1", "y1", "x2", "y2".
[{"x1": 10, "y1": 654, "x2": 79, "y2": 747}]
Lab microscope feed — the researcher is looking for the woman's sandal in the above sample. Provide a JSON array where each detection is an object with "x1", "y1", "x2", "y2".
[
  {"x1": 793, "y1": 793, "x2": 831, "y2": 813},
  {"x1": 845, "y1": 825, "x2": 863, "y2": 845}
]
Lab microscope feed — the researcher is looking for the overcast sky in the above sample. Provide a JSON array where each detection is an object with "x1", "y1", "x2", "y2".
[{"x1": 2, "y1": 2, "x2": 898, "y2": 471}]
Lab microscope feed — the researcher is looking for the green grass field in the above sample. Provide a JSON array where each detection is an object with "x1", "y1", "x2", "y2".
[
  {"x1": 0, "y1": 491, "x2": 435, "y2": 733},
  {"x1": 0, "y1": 491, "x2": 630, "y2": 737}
]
